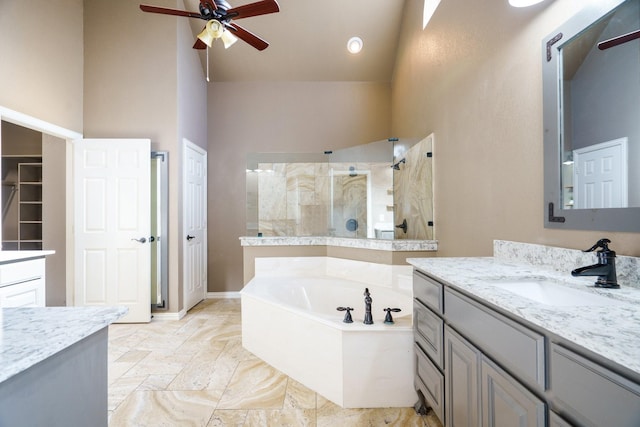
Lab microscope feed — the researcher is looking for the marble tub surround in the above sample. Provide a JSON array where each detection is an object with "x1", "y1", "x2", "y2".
[
  {"x1": 253, "y1": 256, "x2": 414, "y2": 289},
  {"x1": 242, "y1": 257, "x2": 416, "y2": 408},
  {"x1": 0, "y1": 305, "x2": 128, "y2": 383},
  {"x1": 240, "y1": 235, "x2": 438, "y2": 251},
  {"x1": 408, "y1": 240, "x2": 640, "y2": 380}
]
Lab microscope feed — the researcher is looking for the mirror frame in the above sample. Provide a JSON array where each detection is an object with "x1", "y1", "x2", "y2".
[{"x1": 543, "y1": 0, "x2": 640, "y2": 232}]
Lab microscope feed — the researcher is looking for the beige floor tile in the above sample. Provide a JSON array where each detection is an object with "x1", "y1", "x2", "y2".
[
  {"x1": 108, "y1": 298, "x2": 441, "y2": 427},
  {"x1": 217, "y1": 359, "x2": 288, "y2": 410},
  {"x1": 137, "y1": 374, "x2": 177, "y2": 391},
  {"x1": 109, "y1": 376, "x2": 148, "y2": 411},
  {"x1": 116, "y1": 349, "x2": 152, "y2": 364},
  {"x1": 244, "y1": 409, "x2": 317, "y2": 427},
  {"x1": 284, "y1": 378, "x2": 317, "y2": 410},
  {"x1": 109, "y1": 390, "x2": 222, "y2": 427},
  {"x1": 207, "y1": 409, "x2": 248, "y2": 427}
]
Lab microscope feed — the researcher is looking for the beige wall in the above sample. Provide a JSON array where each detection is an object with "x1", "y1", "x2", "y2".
[
  {"x1": 392, "y1": 0, "x2": 639, "y2": 258},
  {"x1": 84, "y1": 0, "x2": 207, "y2": 313},
  {"x1": 0, "y1": 0, "x2": 83, "y2": 132},
  {"x1": 208, "y1": 81, "x2": 392, "y2": 292}
]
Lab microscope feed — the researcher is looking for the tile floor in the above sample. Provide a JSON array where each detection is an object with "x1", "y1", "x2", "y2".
[{"x1": 108, "y1": 298, "x2": 442, "y2": 426}]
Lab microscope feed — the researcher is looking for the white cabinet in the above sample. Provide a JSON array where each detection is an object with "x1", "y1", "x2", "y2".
[{"x1": 0, "y1": 258, "x2": 45, "y2": 307}]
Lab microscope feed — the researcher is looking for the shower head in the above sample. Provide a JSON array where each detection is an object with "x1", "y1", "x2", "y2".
[{"x1": 391, "y1": 158, "x2": 406, "y2": 170}]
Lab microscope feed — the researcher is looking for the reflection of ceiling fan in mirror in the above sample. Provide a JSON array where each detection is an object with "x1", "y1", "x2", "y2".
[{"x1": 139, "y1": 0, "x2": 280, "y2": 51}]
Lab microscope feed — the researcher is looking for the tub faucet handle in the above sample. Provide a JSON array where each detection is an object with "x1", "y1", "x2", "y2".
[
  {"x1": 383, "y1": 308, "x2": 402, "y2": 324},
  {"x1": 337, "y1": 307, "x2": 354, "y2": 323}
]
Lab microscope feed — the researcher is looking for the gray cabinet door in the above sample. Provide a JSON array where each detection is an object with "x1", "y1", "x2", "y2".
[
  {"x1": 550, "y1": 344, "x2": 640, "y2": 427},
  {"x1": 481, "y1": 358, "x2": 546, "y2": 427},
  {"x1": 445, "y1": 326, "x2": 481, "y2": 427}
]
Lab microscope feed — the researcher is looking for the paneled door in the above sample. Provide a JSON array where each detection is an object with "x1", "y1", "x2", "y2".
[
  {"x1": 573, "y1": 137, "x2": 628, "y2": 209},
  {"x1": 183, "y1": 139, "x2": 207, "y2": 311},
  {"x1": 74, "y1": 139, "x2": 151, "y2": 323}
]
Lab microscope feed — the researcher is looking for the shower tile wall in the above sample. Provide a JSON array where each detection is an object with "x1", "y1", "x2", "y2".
[
  {"x1": 257, "y1": 162, "x2": 391, "y2": 237},
  {"x1": 394, "y1": 136, "x2": 434, "y2": 240}
]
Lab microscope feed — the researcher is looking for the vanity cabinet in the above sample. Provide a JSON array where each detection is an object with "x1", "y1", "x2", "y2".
[
  {"x1": 414, "y1": 270, "x2": 545, "y2": 427},
  {"x1": 0, "y1": 257, "x2": 45, "y2": 307},
  {"x1": 413, "y1": 265, "x2": 640, "y2": 427}
]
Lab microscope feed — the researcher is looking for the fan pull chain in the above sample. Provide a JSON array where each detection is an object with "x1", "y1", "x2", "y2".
[{"x1": 206, "y1": 46, "x2": 210, "y2": 82}]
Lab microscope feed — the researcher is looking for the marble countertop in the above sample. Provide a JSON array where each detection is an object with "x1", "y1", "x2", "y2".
[
  {"x1": 0, "y1": 306, "x2": 127, "y2": 383},
  {"x1": 240, "y1": 236, "x2": 438, "y2": 252},
  {"x1": 0, "y1": 250, "x2": 55, "y2": 264},
  {"x1": 407, "y1": 256, "x2": 640, "y2": 379}
]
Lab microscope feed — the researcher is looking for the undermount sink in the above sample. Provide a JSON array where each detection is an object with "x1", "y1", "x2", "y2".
[{"x1": 487, "y1": 279, "x2": 623, "y2": 307}]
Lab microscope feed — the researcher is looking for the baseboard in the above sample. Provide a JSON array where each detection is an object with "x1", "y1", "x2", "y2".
[
  {"x1": 207, "y1": 291, "x2": 241, "y2": 299},
  {"x1": 151, "y1": 308, "x2": 187, "y2": 321}
]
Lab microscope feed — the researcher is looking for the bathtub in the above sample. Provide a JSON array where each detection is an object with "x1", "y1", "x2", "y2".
[{"x1": 240, "y1": 257, "x2": 417, "y2": 408}]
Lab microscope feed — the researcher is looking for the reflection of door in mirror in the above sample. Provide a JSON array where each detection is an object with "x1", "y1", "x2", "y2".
[
  {"x1": 573, "y1": 138, "x2": 628, "y2": 209},
  {"x1": 560, "y1": 0, "x2": 640, "y2": 209}
]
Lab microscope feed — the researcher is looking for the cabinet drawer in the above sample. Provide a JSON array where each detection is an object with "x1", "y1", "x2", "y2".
[
  {"x1": 415, "y1": 343, "x2": 444, "y2": 424},
  {"x1": 0, "y1": 258, "x2": 45, "y2": 287},
  {"x1": 414, "y1": 299, "x2": 444, "y2": 369},
  {"x1": 0, "y1": 278, "x2": 44, "y2": 307},
  {"x1": 413, "y1": 270, "x2": 443, "y2": 314},
  {"x1": 551, "y1": 344, "x2": 640, "y2": 427},
  {"x1": 445, "y1": 288, "x2": 545, "y2": 389}
]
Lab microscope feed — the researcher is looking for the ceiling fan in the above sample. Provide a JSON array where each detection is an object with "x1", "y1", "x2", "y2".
[{"x1": 139, "y1": 0, "x2": 280, "y2": 51}]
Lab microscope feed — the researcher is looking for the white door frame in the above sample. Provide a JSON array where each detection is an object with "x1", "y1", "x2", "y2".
[{"x1": 182, "y1": 138, "x2": 208, "y2": 311}]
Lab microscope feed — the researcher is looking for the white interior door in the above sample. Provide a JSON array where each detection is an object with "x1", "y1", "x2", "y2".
[
  {"x1": 74, "y1": 139, "x2": 151, "y2": 323},
  {"x1": 183, "y1": 139, "x2": 207, "y2": 311},
  {"x1": 573, "y1": 137, "x2": 628, "y2": 209}
]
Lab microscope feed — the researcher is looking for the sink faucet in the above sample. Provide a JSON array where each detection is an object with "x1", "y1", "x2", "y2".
[
  {"x1": 364, "y1": 288, "x2": 373, "y2": 324},
  {"x1": 571, "y1": 238, "x2": 619, "y2": 288}
]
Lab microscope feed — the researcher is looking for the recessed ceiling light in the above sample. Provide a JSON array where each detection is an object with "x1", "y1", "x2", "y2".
[
  {"x1": 508, "y1": 0, "x2": 544, "y2": 7},
  {"x1": 347, "y1": 37, "x2": 363, "y2": 54}
]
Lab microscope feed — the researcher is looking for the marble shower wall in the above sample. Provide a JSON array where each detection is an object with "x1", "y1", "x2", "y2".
[
  {"x1": 256, "y1": 162, "x2": 392, "y2": 237},
  {"x1": 394, "y1": 135, "x2": 434, "y2": 240}
]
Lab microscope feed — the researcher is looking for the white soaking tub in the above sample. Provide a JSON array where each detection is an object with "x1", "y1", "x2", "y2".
[{"x1": 240, "y1": 257, "x2": 417, "y2": 408}]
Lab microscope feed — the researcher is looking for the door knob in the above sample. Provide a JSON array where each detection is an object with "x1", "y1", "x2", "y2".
[
  {"x1": 132, "y1": 237, "x2": 147, "y2": 243},
  {"x1": 186, "y1": 235, "x2": 195, "y2": 241}
]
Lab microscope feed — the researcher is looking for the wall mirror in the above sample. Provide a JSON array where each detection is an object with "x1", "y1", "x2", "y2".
[{"x1": 543, "y1": 0, "x2": 640, "y2": 231}]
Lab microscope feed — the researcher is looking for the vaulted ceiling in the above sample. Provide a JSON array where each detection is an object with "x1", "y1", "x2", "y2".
[{"x1": 182, "y1": 0, "x2": 406, "y2": 82}]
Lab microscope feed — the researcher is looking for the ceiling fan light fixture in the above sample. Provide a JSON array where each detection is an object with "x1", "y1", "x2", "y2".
[
  {"x1": 197, "y1": 19, "x2": 225, "y2": 47},
  {"x1": 221, "y1": 30, "x2": 238, "y2": 49},
  {"x1": 347, "y1": 36, "x2": 363, "y2": 54},
  {"x1": 508, "y1": 0, "x2": 544, "y2": 7}
]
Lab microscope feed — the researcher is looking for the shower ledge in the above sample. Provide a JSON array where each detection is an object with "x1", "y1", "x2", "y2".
[{"x1": 239, "y1": 236, "x2": 438, "y2": 252}]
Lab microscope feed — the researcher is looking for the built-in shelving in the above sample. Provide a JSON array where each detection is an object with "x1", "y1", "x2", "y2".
[{"x1": 2, "y1": 157, "x2": 43, "y2": 250}]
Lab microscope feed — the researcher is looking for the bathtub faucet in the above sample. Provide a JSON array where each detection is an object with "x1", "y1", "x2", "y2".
[
  {"x1": 336, "y1": 306, "x2": 354, "y2": 323},
  {"x1": 364, "y1": 288, "x2": 373, "y2": 324},
  {"x1": 383, "y1": 308, "x2": 402, "y2": 324}
]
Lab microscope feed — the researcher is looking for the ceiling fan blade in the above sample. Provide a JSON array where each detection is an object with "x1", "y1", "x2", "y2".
[
  {"x1": 225, "y1": 22, "x2": 269, "y2": 50},
  {"x1": 193, "y1": 38, "x2": 207, "y2": 50},
  {"x1": 227, "y1": 0, "x2": 280, "y2": 20},
  {"x1": 140, "y1": 4, "x2": 202, "y2": 19}
]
